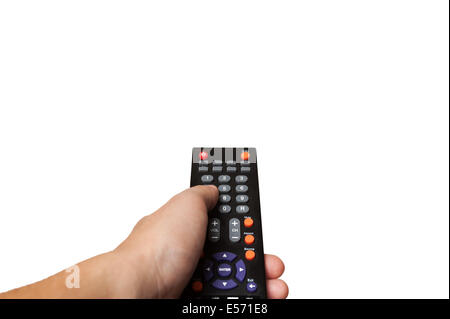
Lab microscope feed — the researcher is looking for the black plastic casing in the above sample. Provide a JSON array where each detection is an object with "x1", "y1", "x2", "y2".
[{"x1": 182, "y1": 147, "x2": 267, "y2": 299}]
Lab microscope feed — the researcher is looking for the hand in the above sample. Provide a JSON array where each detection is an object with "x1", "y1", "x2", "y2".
[
  {"x1": 0, "y1": 185, "x2": 288, "y2": 299},
  {"x1": 112, "y1": 185, "x2": 288, "y2": 298}
]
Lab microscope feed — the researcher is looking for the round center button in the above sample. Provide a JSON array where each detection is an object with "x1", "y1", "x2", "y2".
[{"x1": 217, "y1": 263, "x2": 232, "y2": 277}]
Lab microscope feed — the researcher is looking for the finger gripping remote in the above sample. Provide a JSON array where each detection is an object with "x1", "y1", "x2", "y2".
[{"x1": 182, "y1": 147, "x2": 267, "y2": 299}]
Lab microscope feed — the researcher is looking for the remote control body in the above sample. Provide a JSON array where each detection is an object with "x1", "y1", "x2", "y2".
[{"x1": 183, "y1": 147, "x2": 266, "y2": 299}]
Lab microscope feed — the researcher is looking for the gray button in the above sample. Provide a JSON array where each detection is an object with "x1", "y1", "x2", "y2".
[
  {"x1": 213, "y1": 160, "x2": 223, "y2": 166},
  {"x1": 236, "y1": 195, "x2": 249, "y2": 203},
  {"x1": 240, "y1": 166, "x2": 251, "y2": 172},
  {"x1": 213, "y1": 166, "x2": 223, "y2": 172},
  {"x1": 218, "y1": 175, "x2": 231, "y2": 183},
  {"x1": 229, "y1": 218, "x2": 241, "y2": 243},
  {"x1": 219, "y1": 205, "x2": 231, "y2": 213},
  {"x1": 236, "y1": 205, "x2": 249, "y2": 213},
  {"x1": 235, "y1": 175, "x2": 248, "y2": 183},
  {"x1": 198, "y1": 166, "x2": 208, "y2": 172},
  {"x1": 226, "y1": 160, "x2": 236, "y2": 166},
  {"x1": 218, "y1": 185, "x2": 231, "y2": 193},
  {"x1": 201, "y1": 175, "x2": 214, "y2": 183},
  {"x1": 236, "y1": 185, "x2": 248, "y2": 193},
  {"x1": 240, "y1": 161, "x2": 250, "y2": 166},
  {"x1": 209, "y1": 218, "x2": 220, "y2": 242},
  {"x1": 226, "y1": 166, "x2": 237, "y2": 172},
  {"x1": 219, "y1": 194, "x2": 231, "y2": 203}
]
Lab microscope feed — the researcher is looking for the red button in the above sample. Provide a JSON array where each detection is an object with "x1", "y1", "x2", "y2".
[
  {"x1": 244, "y1": 217, "x2": 254, "y2": 228},
  {"x1": 245, "y1": 250, "x2": 255, "y2": 261},
  {"x1": 241, "y1": 151, "x2": 250, "y2": 161},
  {"x1": 199, "y1": 151, "x2": 208, "y2": 160},
  {"x1": 244, "y1": 235, "x2": 255, "y2": 245},
  {"x1": 192, "y1": 281, "x2": 203, "y2": 292}
]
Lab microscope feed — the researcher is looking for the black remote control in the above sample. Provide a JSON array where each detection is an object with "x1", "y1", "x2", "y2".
[{"x1": 182, "y1": 147, "x2": 266, "y2": 299}]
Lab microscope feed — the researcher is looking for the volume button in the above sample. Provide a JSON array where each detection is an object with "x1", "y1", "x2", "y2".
[{"x1": 208, "y1": 218, "x2": 220, "y2": 242}]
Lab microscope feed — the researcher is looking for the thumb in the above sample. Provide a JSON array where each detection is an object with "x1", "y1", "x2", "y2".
[{"x1": 156, "y1": 185, "x2": 219, "y2": 232}]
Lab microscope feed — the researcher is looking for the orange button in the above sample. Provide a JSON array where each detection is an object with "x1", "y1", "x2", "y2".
[
  {"x1": 245, "y1": 250, "x2": 256, "y2": 261},
  {"x1": 241, "y1": 151, "x2": 250, "y2": 161},
  {"x1": 192, "y1": 281, "x2": 203, "y2": 292},
  {"x1": 244, "y1": 217, "x2": 254, "y2": 228},
  {"x1": 244, "y1": 235, "x2": 255, "y2": 245}
]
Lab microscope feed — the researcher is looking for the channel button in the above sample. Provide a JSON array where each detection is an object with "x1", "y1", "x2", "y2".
[{"x1": 229, "y1": 218, "x2": 241, "y2": 243}]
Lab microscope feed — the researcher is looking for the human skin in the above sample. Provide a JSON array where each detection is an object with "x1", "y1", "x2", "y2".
[{"x1": 0, "y1": 185, "x2": 288, "y2": 299}]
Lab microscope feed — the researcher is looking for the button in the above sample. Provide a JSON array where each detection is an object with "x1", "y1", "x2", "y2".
[
  {"x1": 213, "y1": 252, "x2": 237, "y2": 262},
  {"x1": 246, "y1": 282, "x2": 257, "y2": 293},
  {"x1": 218, "y1": 185, "x2": 231, "y2": 193},
  {"x1": 219, "y1": 194, "x2": 231, "y2": 203},
  {"x1": 236, "y1": 205, "x2": 249, "y2": 213},
  {"x1": 229, "y1": 218, "x2": 241, "y2": 243},
  {"x1": 236, "y1": 185, "x2": 248, "y2": 193},
  {"x1": 226, "y1": 160, "x2": 236, "y2": 166},
  {"x1": 213, "y1": 160, "x2": 223, "y2": 165},
  {"x1": 218, "y1": 175, "x2": 231, "y2": 183},
  {"x1": 235, "y1": 259, "x2": 246, "y2": 282},
  {"x1": 208, "y1": 218, "x2": 220, "y2": 242},
  {"x1": 226, "y1": 166, "x2": 237, "y2": 172},
  {"x1": 201, "y1": 175, "x2": 214, "y2": 183},
  {"x1": 240, "y1": 166, "x2": 251, "y2": 172},
  {"x1": 241, "y1": 151, "x2": 250, "y2": 161},
  {"x1": 198, "y1": 166, "x2": 208, "y2": 172},
  {"x1": 211, "y1": 279, "x2": 238, "y2": 290},
  {"x1": 245, "y1": 250, "x2": 255, "y2": 261},
  {"x1": 235, "y1": 175, "x2": 248, "y2": 183},
  {"x1": 244, "y1": 217, "x2": 253, "y2": 228},
  {"x1": 236, "y1": 195, "x2": 248, "y2": 203},
  {"x1": 203, "y1": 259, "x2": 214, "y2": 281},
  {"x1": 199, "y1": 151, "x2": 208, "y2": 160},
  {"x1": 192, "y1": 281, "x2": 203, "y2": 292},
  {"x1": 244, "y1": 235, "x2": 255, "y2": 245},
  {"x1": 217, "y1": 263, "x2": 232, "y2": 277},
  {"x1": 219, "y1": 205, "x2": 231, "y2": 213},
  {"x1": 212, "y1": 166, "x2": 223, "y2": 172}
]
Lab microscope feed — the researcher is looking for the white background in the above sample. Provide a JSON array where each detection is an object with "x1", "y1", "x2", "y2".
[{"x1": 0, "y1": 1, "x2": 448, "y2": 298}]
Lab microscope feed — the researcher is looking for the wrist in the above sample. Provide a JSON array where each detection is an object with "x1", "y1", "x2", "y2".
[{"x1": 107, "y1": 247, "x2": 161, "y2": 298}]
